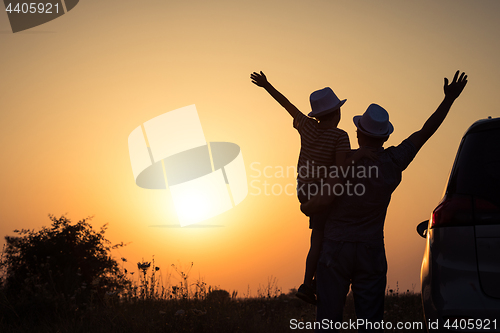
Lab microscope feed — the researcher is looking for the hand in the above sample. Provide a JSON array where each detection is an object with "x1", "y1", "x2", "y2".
[
  {"x1": 444, "y1": 70, "x2": 468, "y2": 100},
  {"x1": 251, "y1": 71, "x2": 269, "y2": 87},
  {"x1": 300, "y1": 193, "x2": 334, "y2": 216},
  {"x1": 300, "y1": 178, "x2": 340, "y2": 216}
]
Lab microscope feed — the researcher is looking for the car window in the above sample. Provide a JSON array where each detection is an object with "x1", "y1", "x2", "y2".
[{"x1": 449, "y1": 128, "x2": 500, "y2": 206}]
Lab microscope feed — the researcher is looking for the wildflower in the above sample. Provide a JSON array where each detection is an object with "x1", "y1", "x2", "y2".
[{"x1": 137, "y1": 262, "x2": 151, "y2": 271}]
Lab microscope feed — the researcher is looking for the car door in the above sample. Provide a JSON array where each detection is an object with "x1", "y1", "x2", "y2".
[{"x1": 451, "y1": 127, "x2": 500, "y2": 298}]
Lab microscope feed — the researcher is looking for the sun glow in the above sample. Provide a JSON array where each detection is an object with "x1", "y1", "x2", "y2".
[
  {"x1": 169, "y1": 170, "x2": 233, "y2": 227},
  {"x1": 173, "y1": 189, "x2": 211, "y2": 225}
]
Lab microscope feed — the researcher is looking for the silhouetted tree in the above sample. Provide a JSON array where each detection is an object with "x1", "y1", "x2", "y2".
[{"x1": 0, "y1": 215, "x2": 130, "y2": 307}]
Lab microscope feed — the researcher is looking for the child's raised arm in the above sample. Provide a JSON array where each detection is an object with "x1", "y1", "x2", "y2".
[{"x1": 251, "y1": 71, "x2": 302, "y2": 119}]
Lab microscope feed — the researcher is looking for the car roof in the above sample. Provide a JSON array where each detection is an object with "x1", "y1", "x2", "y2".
[{"x1": 464, "y1": 117, "x2": 500, "y2": 136}]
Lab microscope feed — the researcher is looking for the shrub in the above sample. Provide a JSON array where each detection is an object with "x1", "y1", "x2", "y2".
[
  {"x1": 0, "y1": 215, "x2": 130, "y2": 309},
  {"x1": 205, "y1": 288, "x2": 230, "y2": 303}
]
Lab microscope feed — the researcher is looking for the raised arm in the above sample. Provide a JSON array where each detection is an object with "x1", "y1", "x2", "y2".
[
  {"x1": 251, "y1": 71, "x2": 302, "y2": 119},
  {"x1": 408, "y1": 71, "x2": 468, "y2": 150}
]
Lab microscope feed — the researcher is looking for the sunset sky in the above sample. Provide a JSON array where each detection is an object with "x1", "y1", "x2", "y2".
[{"x1": 1, "y1": 0, "x2": 500, "y2": 297}]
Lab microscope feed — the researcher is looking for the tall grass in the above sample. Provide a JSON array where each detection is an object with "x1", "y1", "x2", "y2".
[{"x1": 0, "y1": 260, "x2": 425, "y2": 332}]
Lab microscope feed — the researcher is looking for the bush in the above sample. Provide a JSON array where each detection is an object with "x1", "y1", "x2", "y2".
[
  {"x1": 0, "y1": 215, "x2": 130, "y2": 312},
  {"x1": 205, "y1": 289, "x2": 230, "y2": 303}
]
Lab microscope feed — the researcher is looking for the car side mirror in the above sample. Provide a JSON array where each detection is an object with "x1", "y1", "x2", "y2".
[{"x1": 417, "y1": 220, "x2": 429, "y2": 238}]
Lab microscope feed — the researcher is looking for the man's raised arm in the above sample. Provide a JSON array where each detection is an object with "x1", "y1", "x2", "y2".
[{"x1": 408, "y1": 71, "x2": 468, "y2": 151}]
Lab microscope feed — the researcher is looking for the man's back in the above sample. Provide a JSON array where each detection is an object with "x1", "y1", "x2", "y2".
[{"x1": 324, "y1": 139, "x2": 418, "y2": 244}]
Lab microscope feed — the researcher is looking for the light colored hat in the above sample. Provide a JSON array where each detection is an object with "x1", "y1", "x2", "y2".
[
  {"x1": 353, "y1": 104, "x2": 394, "y2": 138},
  {"x1": 308, "y1": 87, "x2": 346, "y2": 117}
]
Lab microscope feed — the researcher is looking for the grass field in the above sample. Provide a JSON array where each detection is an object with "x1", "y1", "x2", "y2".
[
  {"x1": 0, "y1": 288, "x2": 425, "y2": 333},
  {"x1": 0, "y1": 227, "x2": 425, "y2": 333}
]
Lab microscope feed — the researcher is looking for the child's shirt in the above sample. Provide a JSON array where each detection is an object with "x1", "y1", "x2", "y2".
[{"x1": 293, "y1": 112, "x2": 350, "y2": 182}]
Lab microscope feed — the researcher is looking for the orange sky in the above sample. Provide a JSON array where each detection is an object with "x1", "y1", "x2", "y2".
[{"x1": 1, "y1": 0, "x2": 500, "y2": 296}]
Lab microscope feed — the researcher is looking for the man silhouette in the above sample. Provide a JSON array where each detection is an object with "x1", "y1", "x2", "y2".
[{"x1": 304, "y1": 71, "x2": 468, "y2": 332}]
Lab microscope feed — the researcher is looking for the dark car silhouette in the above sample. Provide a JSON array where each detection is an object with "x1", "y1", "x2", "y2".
[{"x1": 417, "y1": 117, "x2": 500, "y2": 332}]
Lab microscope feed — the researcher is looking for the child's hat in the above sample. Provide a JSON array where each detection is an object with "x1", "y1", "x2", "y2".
[
  {"x1": 308, "y1": 87, "x2": 346, "y2": 117},
  {"x1": 353, "y1": 103, "x2": 394, "y2": 138}
]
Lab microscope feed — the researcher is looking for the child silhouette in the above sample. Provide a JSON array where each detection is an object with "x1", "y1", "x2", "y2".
[{"x1": 251, "y1": 71, "x2": 372, "y2": 304}]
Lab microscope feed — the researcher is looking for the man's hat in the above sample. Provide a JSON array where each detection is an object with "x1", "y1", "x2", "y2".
[
  {"x1": 308, "y1": 87, "x2": 346, "y2": 117},
  {"x1": 353, "y1": 104, "x2": 394, "y2": 138}
]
